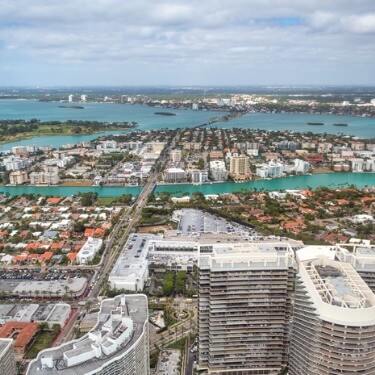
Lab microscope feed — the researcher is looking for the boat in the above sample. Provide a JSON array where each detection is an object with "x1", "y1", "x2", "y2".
[
  {"x1": 333, "y1": 123, "x2": 348, "y2": 127},
  {"x1": 307, "y1": 122, "x2": 324, "y2": 126}
]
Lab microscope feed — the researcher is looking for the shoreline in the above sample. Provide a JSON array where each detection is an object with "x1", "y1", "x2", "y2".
[
  {"x1": 0, "y1": 126, "x2": 133, "y2": 147},
  {"x1": 4, "y1": 172, "x2": 374, "y2": 190}
]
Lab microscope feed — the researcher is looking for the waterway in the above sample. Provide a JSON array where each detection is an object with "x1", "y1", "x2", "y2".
[
  {"x1": 213, "y1": 112, "x2": 375, "y2": 139},
  {"x1": 0, "y1": 173, "x2": 373, "y2": 197},
  {"x1": 0, "y1": 100, "x2": 374, "y2": 151},
  {"x1": 0, "y1": 130, "x2": 128, "y2": 152}
]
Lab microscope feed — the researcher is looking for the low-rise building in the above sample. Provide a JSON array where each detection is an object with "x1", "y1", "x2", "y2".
[
  {"x1": 0, "y1": 322, "x2": 39, "y2": 356},
  {"x1": 77, "y1": 237, "x2": 103, "y2": 264}
]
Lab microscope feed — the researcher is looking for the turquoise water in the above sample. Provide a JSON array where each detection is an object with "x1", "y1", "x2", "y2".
[
  {"x1": 0, "y1": 130, "x2": 128, "y2": 152},
  {"x1": 213, "y1": 112, "x2": 375, "y2": 138},
  {"x1": 0, "y1": 100, "x2": 221, "y2": 129},
  {"x1": 0, "y1": 100, "x2": 374, "y2": 146},
  {"x1": 1, "y1": 173, "x2": 373, "y2": 197}
]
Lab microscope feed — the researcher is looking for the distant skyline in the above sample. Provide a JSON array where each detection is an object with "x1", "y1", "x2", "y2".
[{"x1": 0, "y1": 0, "x2": 374, "y2": 86}]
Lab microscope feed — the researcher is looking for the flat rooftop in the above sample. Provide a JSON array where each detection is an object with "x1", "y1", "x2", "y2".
[
  {"x1": 199, "y1": 241, "x2": 295, "y2": 271},
  {"x1": 110, "y1": 233, "x2": 160, "y2": 279},
  {"x1": 0, "y1": 278, "x2": 87, "y2": 297},
  {"x1": 174, "y1": 209, "x2": 247, "y2": 236}
]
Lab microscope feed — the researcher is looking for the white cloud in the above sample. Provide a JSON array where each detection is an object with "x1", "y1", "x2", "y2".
[{"x1": 0, "y1": 0, "x2": 373, "y2": 84}]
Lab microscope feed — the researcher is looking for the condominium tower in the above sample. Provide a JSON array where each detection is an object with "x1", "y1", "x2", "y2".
[
  {"x1": 27, "y1": 294, "x2": 149, "y2": 375},
  {"x1": 198, "y1": 242, "x2": 295, "y2": 374},
  {"x1": 0, "y1": 339, "x2": 17, "y2": 375},
  {"x1": 289, "y1": 248, "x2": 375, "y2": 374},
  {"x1": 229, "y1": 155, "x2": 251, "y2": 179}
]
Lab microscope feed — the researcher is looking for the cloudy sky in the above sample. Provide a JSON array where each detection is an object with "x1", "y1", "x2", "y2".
[{"x1": 0, "y1": 0, "x2": 374, "y2": 86}]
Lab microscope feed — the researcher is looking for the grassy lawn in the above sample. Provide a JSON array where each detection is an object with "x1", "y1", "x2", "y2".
[
  {"x1": 98, "y1": 197, "x2": 118, "y2": 205},
  {"x1": 168, "y1": 337, "x2": 186, "y2": 352},
  {"x1": 59, "y1": 180, "x2": 93, "y2": 187},
  {"x1": 24, "y1": 329, "x2": 59, "y2": 359}
]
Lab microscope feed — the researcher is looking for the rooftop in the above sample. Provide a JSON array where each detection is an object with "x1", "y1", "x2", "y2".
[
  {"x1": 27, "y1": 294, "x2": 148, "y2": 375},
  {"x1": 199, "y1": 241, "x2": 295, "y2": 271},
  {"x1": 305, "y1": 257, "x2": 375, "y2": 309},
  {"x1": 110, "y1": 234, "x2": 160, "y2": 280}
]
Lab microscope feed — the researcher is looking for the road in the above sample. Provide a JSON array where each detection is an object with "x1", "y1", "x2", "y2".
[
  {"x1": 46, "y1": 129, "x2": 181, "y2": 350},
  {"x1": 88, "y1": 129, "x2": 180, "y2": 301}
]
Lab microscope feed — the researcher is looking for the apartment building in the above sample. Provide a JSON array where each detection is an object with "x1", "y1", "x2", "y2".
[
  {"x1": 229, "y1": 155, "x2": 251, "y2": 179},
  {"x1": 289, "y1": 248, "x2": 375, "y2": 374},
  {"x1": 27, "y1": 294, "x2": 149, "y2": 375},
  {"x1": 9, "y1": 170, "x2": 28, "y2": 185},
  {"x1": 198, "y1": 242, "x2": 295, "y2": 374}
]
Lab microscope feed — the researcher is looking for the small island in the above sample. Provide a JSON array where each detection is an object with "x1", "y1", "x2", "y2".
[
  {"x1": 59, "y1": 105, "x2": 85, "y2": 109},
  {"x1": 333, "y1": 123, "x2": 348, "y2": 127},
  {"x1": 307, "y1": 122, "x2": 324, "y2": 126},
  {"x1": 154, "y1": 112, "x2": 176, "y2": 116}
]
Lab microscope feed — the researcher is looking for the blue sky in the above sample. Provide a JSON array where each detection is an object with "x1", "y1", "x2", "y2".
[{"x1": 0, "y1": 0, "x2": 374, "y2": 86}]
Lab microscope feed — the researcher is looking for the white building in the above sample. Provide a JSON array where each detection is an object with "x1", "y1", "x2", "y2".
[
  {"x1": 289, "y1": 248, "x2": 375, "y2": 374},
  {"x1": 27, "y1": 295, "x2": 149, "y2": 375},
  {"x1": 268, "y1": 161, "x2": 284, "y2": 178},
  {"x1": 209, "y1": 160, "x2": 228, "y2": 181},
  {"x1": 80, "y1": 94, "x2": 87, "y2": 102},
  {"x1": 163, "y1": 167, "x2": 186, "y2": 183},
  {"x1": 190, "y1": 169, "x2": 209, "y2": 184},
  {"x1": 294, "y1": 159, "x2": 310, "y2": 174},
  {"x1": 77, "y1": 237, "x2": 103, "y2": 264},
  {"x1": 4, "y1": 157, "x2": 29, "y2": 171},
  {"x1": 68, "y1": 94, "x2": 74, "y2": 103},
  {"x1": 109, "y1": 234, "x2": 158, "y2": 291}
]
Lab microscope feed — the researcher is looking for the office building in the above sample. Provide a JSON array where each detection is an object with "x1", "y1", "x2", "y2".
[
  {"x1": 0, "y1": 339, "x2": 17, "y2": 375},
  {"x1": 289, "y1": 248, "x2": 375, "y2": 374},
  {"x1": 198, "y1": 242, "x2": 295, "y2": 374},
  {"x1": 27, "y1": 294, "x2": 149, "y2": 375}
]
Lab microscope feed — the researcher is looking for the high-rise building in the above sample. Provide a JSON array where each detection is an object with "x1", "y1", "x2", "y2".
[
  {"x1": 27, "y1": 294, "x2": 149, "y2": 375},
  {"x1": 289, "y1": 248, "x2": 375, "y2": 374},
  {"x1": 68, "y1": 94, "x2": 73, "y2": 103},
  {"x1": 0, "y1": 339, "x2": 17, "y2": 375},
  {"x1": 198, "y1": 242, "x2": 295, "y2": 374},
  {"x1": 229, "y1": 155, "x2": 250, "y2": 179}
]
